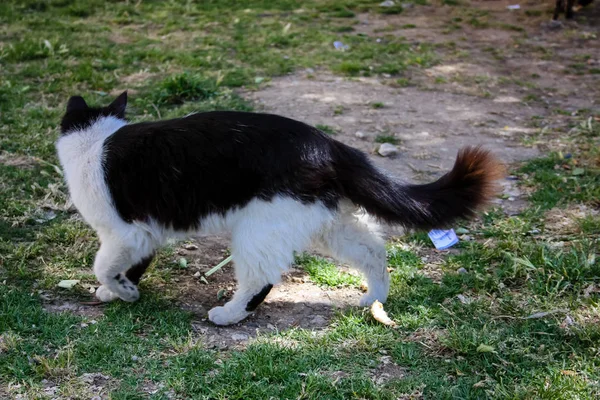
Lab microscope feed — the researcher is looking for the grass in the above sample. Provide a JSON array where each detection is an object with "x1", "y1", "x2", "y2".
[
  {"x1": 295, "y1": 254, "x2": 362, "y2": 287},
  {"x1": 375, "y1": 134, "x2": 399, "y2": 144},
  {"x1": 316, "y1": 124, "x2": 339, "y2": 135},
  {"x1": 2, "y1": 0, "x2": 600, "y2": 398}
]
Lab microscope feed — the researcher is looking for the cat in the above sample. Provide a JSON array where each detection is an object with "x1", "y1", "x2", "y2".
[
  {"x1": 56, "y1": 91, "x2": 504, "y2": 325},
  {"x1": 554, "y1": 0, "x2": 594, "y2": 20}
]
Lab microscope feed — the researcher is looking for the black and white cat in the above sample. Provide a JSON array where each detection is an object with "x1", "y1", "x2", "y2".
[{"x1": 56, "y1": 91, "x2": 503, "y2": 325}]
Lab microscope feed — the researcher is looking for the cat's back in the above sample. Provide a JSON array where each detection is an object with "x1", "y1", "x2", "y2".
[
  {"x1": 101, "y1": 111, "x2": 340, "y2": 229},
  {"x1": 104, "y1": 110, "x2": 334, "y2": 171},
  {"x1": 108, "y1": 111, "x2": 327, "y2": 144}
]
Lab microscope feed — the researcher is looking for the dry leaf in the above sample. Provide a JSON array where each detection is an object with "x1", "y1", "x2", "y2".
[
  {"x1": 476, "y1": 344, "x2": 495, "y2": 353},
  {"x1": 370, "y1": 300, "x2": 397, "y2": 327},
  {"x1": 57, "y1": 280, "x2": 80, "y2": 289}
]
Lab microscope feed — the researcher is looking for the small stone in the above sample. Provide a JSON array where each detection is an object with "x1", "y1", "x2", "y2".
[
  {"x1": 380, "y1": 0, "x2": 395, "y2": 6},
  {"x1": 546, "y1": 20, "x2": 563, "y2": 30},
  {"x1": 306, "y1": 68, "x2": 315, "y2": 74},
  {"x1": 310, "y1": 315, "x2": 328, "y2": 326},
  {"x1": 231, "y1": 333, "x2": 249, "y2": 341},
  {"x1": 493, "y1": 96, "x2": 520, "y2": 103},
  {"x1": 132, "y1": 355, "x2": 139, "y2": 362},
  {"x1": 291, "y1": 277, "x2": 303, "y2": 283},
  {"x1": 460, "y1": 235, "x2": 473, "y2": 241},
  {"x1": 457, "y1": 294, "x2": 472, "y2": 304},
  {"x1": 377, "y1": 143, "x2": 399, "y2": 157},
  {"x1": 562, "y1": 315, "x2": 575, "y2": 327},
  {"x1": 455, "y1": 227, "x2": 470, "y2": 235},
  {"x1": 401, "y1": 2, "x2": 414, "y2": 8},
  {"x1": 457, "y1": 267, "x2": 468, "y2": 275},
  {"x1": 355, "y1": 131, "x2": 366, "y2": 139},
  {"x1": 184, "y1": 244, "x2": 198, "y2": 250},
  {"x1": 80, "y1": 323, "x2": 88, "y2": 328},
  {"x1": 266, "y1": 323, "x2": 276, "y2": 330},
  {"x1": 193, "y1": 271, "x2": 201, "y2": 277}
]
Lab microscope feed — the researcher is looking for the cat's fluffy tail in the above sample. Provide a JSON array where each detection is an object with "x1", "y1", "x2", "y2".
[{"x1": 334, "y1": 144, "x2": 504, "y2": 230}]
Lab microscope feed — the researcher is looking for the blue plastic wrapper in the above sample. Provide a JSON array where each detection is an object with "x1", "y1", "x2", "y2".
[{"x1": 428, "y1": 229, "x2": 459, "y2": 250}]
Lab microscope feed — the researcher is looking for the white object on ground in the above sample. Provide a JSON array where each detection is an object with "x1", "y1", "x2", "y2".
[{"x1": 428, "y1": 229, "x2": 459, "y2": 250}]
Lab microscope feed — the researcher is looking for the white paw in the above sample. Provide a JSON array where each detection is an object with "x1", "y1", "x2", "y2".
[
  {"x1": 96, "y1": 285, "x2": 119, "y2": 302},
  {"x1": 115, "y1": 284, "x2": 140, "y2": 302},
  {"x1": 96, "y1": 283, "x2": 139, "y2": 302},
  {"x1": 359, "y1": 292, "x2": 388, "y2": 307},
  {"x1": 208, "y1": 305, "x2": 250, "y2": 326}
]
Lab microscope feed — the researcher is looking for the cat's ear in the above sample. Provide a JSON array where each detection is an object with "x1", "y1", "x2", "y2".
[
  {"x1": 108, "y1": 91, "x2": 127, "y2": 119},
  {"x1": 66, "y1": 96, "x2": 88, "y2": 113}
]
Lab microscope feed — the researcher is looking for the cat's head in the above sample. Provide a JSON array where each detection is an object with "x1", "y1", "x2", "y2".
[{"x1": 60, "y1": 91, "x2": 128, "y2": 134}]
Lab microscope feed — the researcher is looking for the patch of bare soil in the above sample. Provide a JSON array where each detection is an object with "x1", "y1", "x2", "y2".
[
  {"x1": 544, "y1": 204, "x2": 598, "y2": 235},
  {"x1": 369, "y1": 355, "x2": 408, "y2": 385},
  {"x1": 7, "y1": 373, "x2": 118, "y2": 400},
  {"x1": 0, "y1": 151, "x2": 39, "y2": 169},
  {"x1": 168, "y1": 236, "x2": 361, "y2": 349},
  {"x1": 358, "y1": 0, "x2": 600, "y2": 110},
  {"x1": 43, "y1": 300, "x2": 104, "y2": 319},
  {"x1": 404, "y1": 328, "x2": 452, "y2": 357},
  {"x1": 246, "y1": 72, "x2": 540, "y2": 182}
]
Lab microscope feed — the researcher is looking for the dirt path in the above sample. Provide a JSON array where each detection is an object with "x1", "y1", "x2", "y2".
[{"x1": 247, "y1": 73, "x2": 540, "y2": 181}]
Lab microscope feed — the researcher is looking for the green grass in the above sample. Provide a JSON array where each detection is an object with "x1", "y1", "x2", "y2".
[
  {"x1": 316, "y1": 124, "x2": 339, "y2": 135},
  {"x1": 374, "y1": 134, "x2": 399, "y2": 144},
  {"x1": 295, "y1": 254, "x2": 361, "y2": 287},
  {"x1": 2, "y1": 0, "x2": 600, "y2": 398},
  {"x1": 520, "y1": 152, "x2": 600, "y2": 210}
]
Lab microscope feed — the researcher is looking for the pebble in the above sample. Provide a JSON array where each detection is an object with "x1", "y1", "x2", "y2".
[
  {"x1": 355, "y1": 131, "x2": 366, "y2": 139},
  {"x1": 457, "y1": 294, "x2": 472, "y2": 304},
  {"x1": 377, "y1": 143, "x2": 399, "y2": 157},
  {"x1": 457, "y1": 267, "x2": 468, "y2": 275},
  {"x1": 193, "y1": 271, "x2": 201, "y2": 277},
  {"x1": 310, "y1": 315, "x2": 328, "y2": 326},
  {"x1": 231, "y1": 333, "x2": 250, "y2": 341},
  {"x1": 402, "y1": 2, "x2": 414, "y2": 8},
  {"x1": 546, "y1": 20, "x2": 563, "y2": 30},
  {"x1": 132, "y1": 355, "x2": 139, "y2": 362},
  {"x1": 184, "y1": 244, "x2": 198, "y2": 250},
  {"x1": 380, "y1": 0, "x2": 395, "y2": 6}
]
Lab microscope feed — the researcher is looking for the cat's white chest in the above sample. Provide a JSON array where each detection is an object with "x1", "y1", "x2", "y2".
[{"x1": 55, "y1": 117, "x2": 126, "y2": 232}]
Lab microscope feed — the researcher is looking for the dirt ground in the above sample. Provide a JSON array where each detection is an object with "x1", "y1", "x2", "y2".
[{"x1": 46, "y1": 0, "x2": 599, "y2": 346}]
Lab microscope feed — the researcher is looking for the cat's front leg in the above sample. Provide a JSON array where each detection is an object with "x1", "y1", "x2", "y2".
[{"x1": 93, "y1": 241, "x2": 154, "y2": 302}]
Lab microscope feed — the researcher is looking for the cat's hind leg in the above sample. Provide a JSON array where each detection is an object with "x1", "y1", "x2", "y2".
[
  {"x1": 315, "y1": 210, "x2": 389, "y2": 307},
  {"x1": 94, "y1": 237, "x2": 155, "y2": 303},
  {"x1": 208, "y1": 197, "x2": 334, "y2": 325}
]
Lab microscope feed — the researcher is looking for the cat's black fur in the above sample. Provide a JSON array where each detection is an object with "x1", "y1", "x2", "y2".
[
  {"x1": 61, "y1": 93, "x2": 126, "y2": 133},
  {"x1": 554, "y1": 0, "x2": 594, "y2": 20},
  {"x1": 102, "y1": 111, "x2": 342, "y2": 231},
  {"x1": 61, "y1": 92, "x2": 502, "y2": 233}
]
